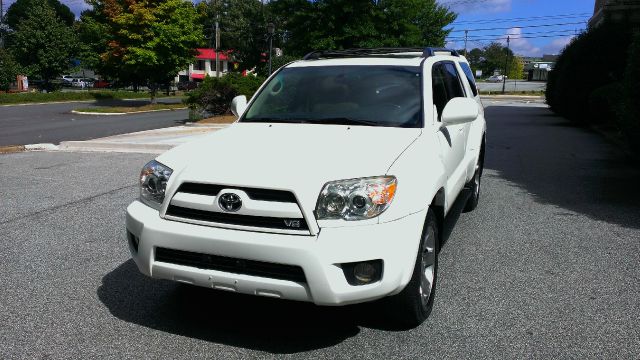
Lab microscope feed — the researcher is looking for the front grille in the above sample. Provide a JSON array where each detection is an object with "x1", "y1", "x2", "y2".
[
  {"x1": 155, "y1": 247, "x2": 307, "y2": 283},
  {"x1": 178, "y1": 182, "x2": 297, "y2": 203},
  {"x1": 166, "y1": 205, "x2": 309, "y2": 231}
]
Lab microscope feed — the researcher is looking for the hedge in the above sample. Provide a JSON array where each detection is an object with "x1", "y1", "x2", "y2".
[{"x1": 184, "y1": 73, "x2": 265, "y2": 116}]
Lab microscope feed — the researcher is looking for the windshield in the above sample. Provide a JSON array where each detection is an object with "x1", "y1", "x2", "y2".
[{"x1": 242, "y1": 65, "x2": 422, "y2": 128}]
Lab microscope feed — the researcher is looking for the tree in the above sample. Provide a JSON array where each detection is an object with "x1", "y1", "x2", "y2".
[
  {"x1": 507, "y1": 55, "x2": 525, "y2": 80},
  {"x1": 0, "y1": 49, "x2": 20, "y2": 92},
  {"x1": 5, "y1": 0, "x2": 75, "y2": 29},
  {"x1": 267, "y1": 0, "x2": 456, "y2": 57},
  {"x1": 10, "y1": 0, "x2": 76, "y2": 90},
  {"x1": 82, "y1": 0, "x2": 204, "y2": 101},
  {"x1": 204, "y1": 0, "x2": 266, "y2": 70}
]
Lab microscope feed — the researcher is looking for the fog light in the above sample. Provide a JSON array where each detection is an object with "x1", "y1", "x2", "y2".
[
  {"x1": 341, "y1": 260, "x2": 383, "y2": 286},
  {"x1": 354, "y1": 263, "x2": 376, "y2": 283}
]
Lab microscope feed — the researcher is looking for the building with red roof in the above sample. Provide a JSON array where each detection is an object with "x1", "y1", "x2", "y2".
[{"x1": 175, "y1": 48, "x2": 232, "y2": 83}]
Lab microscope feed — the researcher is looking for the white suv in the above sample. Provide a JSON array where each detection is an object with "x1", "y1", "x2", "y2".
[{"x1": 126, "y1": 48, "x2": 486, "y2": 327}]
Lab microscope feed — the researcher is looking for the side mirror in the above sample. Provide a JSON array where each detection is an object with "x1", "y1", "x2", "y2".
[
  {"x1": 230, "y1": 95, "x2": 248, "y2": 118},
  {"x1": 441, "y1": 97, "x2": 479, "y2": 126}
]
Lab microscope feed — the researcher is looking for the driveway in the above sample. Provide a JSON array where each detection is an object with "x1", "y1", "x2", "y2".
[{"x1": 0, "y1": 104, "x2": 638, "y2": 358}]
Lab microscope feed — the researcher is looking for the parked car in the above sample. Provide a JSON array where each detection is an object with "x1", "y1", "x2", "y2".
[
  {"x1": 487, "y1": 74, "x2": 506, "y2": 82},
  {"x1": 126, "y1": 47, "x2": 486, "y2": 328},
  {"x1": 177, "y1": 81, "x2": 199, "y2": 91},
  {"x1": 92, "y1": 80, "x2": 111, "y2": 89},
  {"x1": 70, "y1": 78, "x2": 95, "y2": 88}
]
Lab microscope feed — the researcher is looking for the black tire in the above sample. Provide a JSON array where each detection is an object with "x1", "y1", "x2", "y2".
[
  {"x1": 385, "y1": 209, "x2": 439, "y2": 328},
  {"x1": 464, "y1": 143, "x2": 485, "y2": 212}
]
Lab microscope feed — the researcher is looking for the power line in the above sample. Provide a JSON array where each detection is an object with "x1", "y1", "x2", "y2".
[
  {"x1": 447, "y1": 28, "x2": 584, "y2": 41},
  {"x1": 451, "y1": 12, "x2": 592, "y2": 25},
  {"x1": 448, "y1": 33, "x2": 579, "y2": 43},
  {"x1": 448, "y1": 21, "x2": 587, "y2": 33}
]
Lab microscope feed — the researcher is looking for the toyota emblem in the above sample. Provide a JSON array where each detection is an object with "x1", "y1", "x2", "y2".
[{"x1": 218, "y1": 193, "x2": 242, "y2": 212}]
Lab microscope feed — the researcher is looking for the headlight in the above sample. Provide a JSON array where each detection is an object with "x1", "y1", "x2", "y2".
[
  {"x1": 140, "y1": 160, "x2": 173, "y2": 209},
  {"x1": 316, "y1": 176, "x2": 397, "y2": 221}
]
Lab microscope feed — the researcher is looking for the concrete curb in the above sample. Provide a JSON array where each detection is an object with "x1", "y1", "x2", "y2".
[
  {"x1": 58, "y1": 141, "x2": 173, "y2": 154},
  {"x1": 71, "y1": 107, "x2": 188, "y2": 116},
  {"x1": 0, "y1": 96, "x2": 181, "y2": 107},
  {"x1": 0, "y1": 143, "x2": 58, "y2": 154}
]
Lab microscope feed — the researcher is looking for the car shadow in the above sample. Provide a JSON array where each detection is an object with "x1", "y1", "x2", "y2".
[
  {"x1": 484, "y1": 105, "x2": 640, "y2": 229},
  {"x1": 98, "y1": 260, "x2": 415, "y2": 353}
]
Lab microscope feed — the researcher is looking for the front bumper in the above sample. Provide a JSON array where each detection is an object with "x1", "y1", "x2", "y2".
[{"x1": 126, "y1": 200, "x2": 426, "y2": 305}]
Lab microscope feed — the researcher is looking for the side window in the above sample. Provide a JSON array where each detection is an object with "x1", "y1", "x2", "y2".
[
  {"x1": 432, "y1": 62, "x2": 465, "y2": 121},
  {"x1": 459, "y1": 62, "x2": 479, "y2": 96}
]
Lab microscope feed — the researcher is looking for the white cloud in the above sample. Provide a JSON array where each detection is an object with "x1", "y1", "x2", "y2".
[
  {"x1": 439, "y1": 0, "x2": 512, "y2": 14},
  {"x1": 501, "y1": 27, "x2": 541, "y2": 57},
  {"x1": 541, "y1": 36, "x2": 575, "y2": 55}
]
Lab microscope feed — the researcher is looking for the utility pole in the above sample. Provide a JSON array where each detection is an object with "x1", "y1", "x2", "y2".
[
  {"x1": 215, "y1": 19, "x2": 220, "y2": 78},
  {"x1": 464, "y1": 30, "x2": 468, "y2": 57},
  {"x1": 502, "y1": 36, "x2": 510, "y2": 94}
]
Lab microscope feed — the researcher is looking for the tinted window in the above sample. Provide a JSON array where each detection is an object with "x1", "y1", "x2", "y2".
[
  {"x1": 459, "y1": 62, "x2": 478, "y2": 96},
  {"x1": 243, "y1": 66, "x2": 422, "y2": 128},
  {"x1": 432, "y1": 62, "x2": 465, "y2": 120}
]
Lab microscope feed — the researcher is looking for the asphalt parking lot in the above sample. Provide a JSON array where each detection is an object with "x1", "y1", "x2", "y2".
[{"x1": 1, "y1": 104, "x2": 639, "y2": 358}]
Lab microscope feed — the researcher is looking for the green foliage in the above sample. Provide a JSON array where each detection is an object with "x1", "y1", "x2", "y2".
[
  {"x1": 204, "y1": 0, "x2": 266, "y2": 69},
  {"x1": 269, "y1": 0, "x2": 456, "y2": 55},
  {"x1": 467, "y1": 42, "x2": 515, "y2": 78},
  {"x1": 0, "y1": 49, "x2": 20, "y2": 92},
  {"x1": 508, "y1": 56, "x2": 526, "y2": 80},
  {"x1": 546, "y1": 21, "x2": 633, "y2": 124},
  {"x1": 82, "y1": 0, "x2": 204, "y2": 100},
  {"x1": 5, "y1": 0, "x2": 75, "y2": 29},
  {"x1": 0, "y1": 90, "x2": 157, "y2": 105},
  {"x1": 9, "y1": 0, "x2": 77, "y2": 89},
  {"x1": 259, "y1": 55, "x2": 301, "y2": 77},
  {"x1": 185, "y1": 73, "x2": 265, "y2": 115}
]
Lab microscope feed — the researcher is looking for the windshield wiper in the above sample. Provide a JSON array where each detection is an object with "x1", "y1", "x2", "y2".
[
  {"x1": 243, "y1": 117, "x2": 314, "y2": 124},
  {"x1": 311, "y1": 117, "x2": 382, "y2": 127}
]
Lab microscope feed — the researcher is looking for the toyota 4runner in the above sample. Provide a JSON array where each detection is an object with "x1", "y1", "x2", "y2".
[{"x1": 126, "y1": 48, "x2": 486, "y2": 327}]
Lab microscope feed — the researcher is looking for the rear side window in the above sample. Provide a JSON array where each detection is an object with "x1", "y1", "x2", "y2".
[
  {"x1": 432, "y1": 62, "x2": 466, "y2": 120},
  {"x1": 459, "y1": 62, "x2": 478, "y2": 96}
]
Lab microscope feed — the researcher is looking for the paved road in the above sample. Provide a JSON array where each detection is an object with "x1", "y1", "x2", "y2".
[
  {"x1": 1, "y1": 104, "x2": 639, "y2": 358},
  {"x1": 0, "y1": 98, "x2": 188, "y2": 146},
  {"x1": 477, "y1": 80, "x2": 546, "y2": 92}
]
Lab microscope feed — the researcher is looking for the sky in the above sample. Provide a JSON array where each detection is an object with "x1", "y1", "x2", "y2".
[
  {"x1": 439, "y1": 0, "x2": 595, "y2": 57},
  {"x1": 3, "y1": 0, "x2": 595, "y2": 57}
]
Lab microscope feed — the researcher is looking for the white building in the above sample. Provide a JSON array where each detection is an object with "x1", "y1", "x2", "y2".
[{"x1": 175, "y1": 49, "x2": 231, "y2": 83}]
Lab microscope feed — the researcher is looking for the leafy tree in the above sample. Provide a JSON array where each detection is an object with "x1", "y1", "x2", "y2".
[
  {"x1": 267, "y1": 0, "x2": 456, "y2": 57},
  {"x1": 82, "y1": 0, "x2": 204, "y2": 101},
  {"x1": 204, "y1": 0, "x2": 266, "y2": 69},
  {"x1": 10, "y1": 0, "x2": 76, "y2": 90},
  {"x1": 5, "y1": 0, "x2": 75, "y2": 29},
  {"x1": 0, "y1": 49, "x2": 20, "y2": 91},
  {"x1": 507, "y1": 55, "x2": 525, "y2": 80}
]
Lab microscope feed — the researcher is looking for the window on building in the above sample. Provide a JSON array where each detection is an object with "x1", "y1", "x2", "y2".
[{"x1": 193, "y1": 60, "x2": 206, "y2": 71}]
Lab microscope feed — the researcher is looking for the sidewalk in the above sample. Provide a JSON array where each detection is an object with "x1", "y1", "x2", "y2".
[{"x1": 59, "y1": 124, "x2": 228, "y2": 154}]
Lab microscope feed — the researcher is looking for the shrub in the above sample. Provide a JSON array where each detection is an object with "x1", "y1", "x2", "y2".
[
  {"x1": 618, "y1": 34, "x2": 640, "y2": 156},
  {"x1": 546, "y1": 21, "x2": 634, "y2": 124},
  {"x1": 184, "y1": 72, "x2": 265, "y2": 116}
]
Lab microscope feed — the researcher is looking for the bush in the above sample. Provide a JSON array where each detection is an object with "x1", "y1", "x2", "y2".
[
  {"x1": 618, "y1": 34, "x2": 640, "y2": 156},
  {"x1": 184, "y1": 72, "x2": 265, "y2": 116},
  {"x1": 546, "y1": 21, "x2": 634, "y2": 124}
]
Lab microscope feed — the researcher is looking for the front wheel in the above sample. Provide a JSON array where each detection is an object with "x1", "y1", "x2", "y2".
[
  {"x1": 464, "y1": 144, "x2": 485, "y2": 212},
  {"x1": 384, "y1": 209, "x2": 439, "y2": 328}
]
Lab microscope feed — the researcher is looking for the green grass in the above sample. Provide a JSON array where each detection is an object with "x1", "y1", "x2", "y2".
[
  {"x1": 74, "y1": 103, "x2": 187, "y2": 114},
  {"x1": 0, "y1": 90, "x2": 177, "y2": 105}
]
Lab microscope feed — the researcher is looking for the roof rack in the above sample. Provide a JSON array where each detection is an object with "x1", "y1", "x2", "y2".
[{"x1": 302, "y1": 47, "x2": 460, "y2": 60}]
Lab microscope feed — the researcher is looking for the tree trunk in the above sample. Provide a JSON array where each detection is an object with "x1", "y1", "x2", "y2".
[{"x1": 150, "y1": 85, "x2": 157, "y2": 104}]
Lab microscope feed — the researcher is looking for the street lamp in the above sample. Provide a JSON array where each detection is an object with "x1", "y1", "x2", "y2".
[{"x1": 267, "y1": 23, "x2": 275, "y2": 75}]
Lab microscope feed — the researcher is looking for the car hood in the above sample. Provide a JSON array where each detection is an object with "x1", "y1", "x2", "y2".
[{"x1": 158, "y1": 122, "x2": 421, "y2": 211}]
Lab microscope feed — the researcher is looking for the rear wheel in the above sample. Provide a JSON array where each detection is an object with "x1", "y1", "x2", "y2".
[{"x1": 385, "y1": 209, "x2": 439, "y2": 328}]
